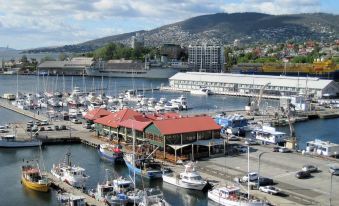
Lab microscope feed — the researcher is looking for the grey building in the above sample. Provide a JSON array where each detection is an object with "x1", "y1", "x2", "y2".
[
  {"x1": 188, "y1": 44, "x2": 224, "y2": 73},
  {"x1": 37, "y1": 57, "x2": 94, "y2": 75}
]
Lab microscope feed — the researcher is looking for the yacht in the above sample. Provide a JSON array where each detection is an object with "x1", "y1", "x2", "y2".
[
  {"x1": 208, "y1": 186, "x2": 268, "y2": 206},
  {"x1": 169, "y1": 95, "x2": 187, "y2": 110},
  {"x1": 51, "y1": 152, "x2": 89, "y2": 188},
  {"x1": 190, "y1": 88, "x2": 211, "y2": 95},
  {"x1": 162, "y1": 162, "x2": 207, "y2": 190}
]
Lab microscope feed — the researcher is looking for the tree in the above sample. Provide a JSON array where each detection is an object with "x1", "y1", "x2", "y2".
[{"x1": 58, "y1": 53, "x2": 68, "y2": 61}]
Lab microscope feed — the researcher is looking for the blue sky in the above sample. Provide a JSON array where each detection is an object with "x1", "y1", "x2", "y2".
[{"x1": 0, "y1": 0, "x2": 338, "y2": 50}]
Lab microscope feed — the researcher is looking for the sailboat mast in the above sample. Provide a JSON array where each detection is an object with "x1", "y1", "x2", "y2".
[
  {"x1": 132, "y1": 122, "x2": 136, "y2": 206},
  {"x1": 247, "y1": 145, "x2": 250, "y2": 199}
]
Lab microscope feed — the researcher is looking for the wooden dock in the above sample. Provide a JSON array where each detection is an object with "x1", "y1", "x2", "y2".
[
  {"x1": 46, "y1": 172, "x2": 106, "y2": 206},
  {"x1": 0, "y1": 99, "x2": 47, "y2": 121}
]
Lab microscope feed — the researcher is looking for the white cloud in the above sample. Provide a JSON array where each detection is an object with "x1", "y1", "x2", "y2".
[
  {"x1": 222, "y1": 0, "x2": 321, "y2": 14},
  {"x1": 0, "y1": 0, "x2": 334, "y2": 49}
]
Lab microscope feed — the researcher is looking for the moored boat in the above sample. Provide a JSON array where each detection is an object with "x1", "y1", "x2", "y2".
[
  {"x1": 162, "y1": 162, "x2": 207, "y2": 190},
  {"x1": 0, "y1": 134, "x2": 41, "y2": 148},
  {"x1": 57, "y1": 192, "x2": 86, "y2": 206},
  {"x1": 51, "y1": 152, "x2": 89, "y2": 188},
  {"x1": 123, "y1": 153, "x2": 163, "y2": 179},
  {"x1": 21, "y1": 163, "x2": 49, "y2": 192},
  {"x1": 208, "y1": 186, "x2": 267, "y2": 206},
  {"x1": 98, "y1": 144, "x2": 123, "y2": 163}
]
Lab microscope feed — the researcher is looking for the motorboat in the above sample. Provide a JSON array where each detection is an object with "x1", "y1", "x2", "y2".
[
  {"x1": 0, "y1": 134, "x2": 41, "y2": 148},
  {"x1": 137, "y1": 188, "x2": 169, "y2": 206},
  {"x1": 21, "y1": 162, "x2": 49, "y2": 192},
  {"x1": 51, "y1": 152, "x2": 89, "y2": 188},
  {"x1": 162, "y1": 162, "x2": 207, "y2": 190},
  {"x1": 123, "y1": 153, "x2": 163, "y2": 179},
  {"x1": 57, "y1": 192, "x2": 86, "y2": 206},
  {"x1": 208, "y1": 186, "x2": 268, "y2": 206},
  {"x1": 98, "y1": 144, "x2": 123, "y2": 163},
  {"x1": 190, "y1": 87, "x2": 211, "y2": 95}
]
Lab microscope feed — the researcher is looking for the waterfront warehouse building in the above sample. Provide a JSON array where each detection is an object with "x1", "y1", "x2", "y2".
[
  {"x1": 93, "y1": 109, "x2": 223, "y2": 162},
  {"x1": 37, "y1": 57, "x2": 94, "y2": 75},
  {"x1": 188, "y1": 44, "x2": 224, "y2": 73},
  {"x1": 169, "y1": 72, "x2": 339, "y2": 98}
]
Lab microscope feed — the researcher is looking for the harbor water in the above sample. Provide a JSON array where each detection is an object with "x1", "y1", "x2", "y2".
[{"x1": 1, "y1": 75, "x2": 339, "y2": 205}]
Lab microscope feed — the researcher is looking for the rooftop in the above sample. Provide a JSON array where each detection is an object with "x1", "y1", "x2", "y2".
[{"x1": 170, "y1": 72, "x2": 335, "y2": 89}]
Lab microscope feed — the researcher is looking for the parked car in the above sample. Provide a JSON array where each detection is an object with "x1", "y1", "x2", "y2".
[
  {"x1": 279, "y1": 147, "x2": 291, "y2": 153},
  {"x1": 31, "y1": 126, "x2": 38, "y2": 132},
  {"x1": 71, "y1": 119, "x2": 81, "y2": 124},
  {"x1": 242, "y1": 172, "x2": 258, "y2": 182},
  {"x1": 228, "y1": 135, "x2": 240, "y2": 141},
  {"x1": 329, "y1": 165, "x2": 339, "y2": 175},
  {"x1": 259, "y1": 186, "x2": 280, "y2": 195},
  {"x1": 41, "y1": 120, "x2": 49, "y2": 126},
  {"x1": 60, "y1": 125, "x2": 67, "y2": 130},
  {"x1": 39, "y1": 126, "x2": 45, "y2": 131},
  {"x1": 35, "y1": 121, "x2": 41, "y2": 126},
  {"x1": 295, "y1": 171, "x2": 311, "y2": 179},
  {"x1": 54, "y1": 125, "x2": 59, "y2": 130},
  {"x1": 46, "y1": 126, "x2": 53, "y2": 131},
  {"x1": 302, "y1": 165, "x2": 318, "y2": 173},
  {"x1": 245, "y1": 138, "x2": 259, "y2": 145},
  {"x1": 233, "y1": 145, "x2": 248, "y2": 153},
  {"x1": 272, "y1": 146, "x2": 280, "y2": 152}
]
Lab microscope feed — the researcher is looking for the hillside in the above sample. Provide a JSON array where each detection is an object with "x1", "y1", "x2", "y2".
[{"x1": 25, "y1": 12, "x2": 339, "y2": 53}]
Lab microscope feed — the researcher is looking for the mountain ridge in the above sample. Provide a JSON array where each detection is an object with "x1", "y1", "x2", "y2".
[{"x1": 25, "y1": 12, "x2": 339, "y2": 53}]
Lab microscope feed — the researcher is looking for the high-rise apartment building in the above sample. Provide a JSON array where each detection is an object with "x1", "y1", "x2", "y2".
[{"x1": 188, "y1": 44, "x2": 224, "y2": 72}]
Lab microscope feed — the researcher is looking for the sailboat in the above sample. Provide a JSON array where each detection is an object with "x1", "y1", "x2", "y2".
[{"x1": 208, "y1": 145, "x2": 268, "y2": 206}]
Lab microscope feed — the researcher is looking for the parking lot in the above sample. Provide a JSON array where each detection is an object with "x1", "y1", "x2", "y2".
[{"x1": 198, "y1": 144, "x2": 339, "y2": 205}]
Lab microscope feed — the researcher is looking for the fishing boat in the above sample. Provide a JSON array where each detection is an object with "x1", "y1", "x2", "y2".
[
  {"x1": 137, "y1": 188, "x2": 170, "y2": 206},
  {"x1": 51, "y1": 152, "x2": 89, "y2": 188},
  {"x1": 0, "y1": 134, "x2": 41, "y2": 148},
  {"x1": 88, "y1": 171, "x2": 129, "y2": 205},
  {"x1": 123, "y1": 153, "x2": 163, "y2": 179},
  {"x1": 98, "y1": 144, "x2": 123, "y2": 163},
  {"x1": 21, "y1": 161, "x2": 49, "y2": 192},
  {"x1": 162, "y1": 162, "x2": 207, "y2": 190},
  {"x1": 57, "y1": 192, "x2": 86, "y2": 206}
]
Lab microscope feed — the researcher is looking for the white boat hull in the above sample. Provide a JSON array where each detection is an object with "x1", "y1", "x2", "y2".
[
  {"x1": 162, "y1": 174, "x2": 206, "y2": 190},
  {"x1": 208, "y1": 190, "x2": 266, "y2": 206}
]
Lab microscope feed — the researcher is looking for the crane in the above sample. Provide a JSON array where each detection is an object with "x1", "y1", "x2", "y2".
[{"x1": 246, "y1": 82, "x2": 271, "y2": 115}]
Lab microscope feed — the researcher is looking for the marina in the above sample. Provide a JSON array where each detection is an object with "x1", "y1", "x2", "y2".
[{"x1": 0, "y1": 75, "x2": 339, "y2": 206}]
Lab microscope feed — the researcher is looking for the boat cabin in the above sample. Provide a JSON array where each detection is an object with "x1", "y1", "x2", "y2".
[
  {"x1": 217, "y1": 186, "x2": 241, "y2": 199},
  {"x1": 306, "y1": 139, "x2": 339, "y2": 157},
  {"x1": 1, "y1": 135, "x2": 16, "y2": 141},
  {"x1": 251, "y1": 126, "x2": 286, "y2": 144}
]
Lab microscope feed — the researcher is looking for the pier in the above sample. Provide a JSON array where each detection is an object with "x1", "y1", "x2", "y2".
[
  {"x1": 0, "y1": 99, "x2": 47, "y2": 121},
  {"x1": 46, "y1": 173, "x2": 106, "y2": 206}
]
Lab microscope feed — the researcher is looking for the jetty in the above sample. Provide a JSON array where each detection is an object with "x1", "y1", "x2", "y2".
[
  {"x1": 46, "y1": 173, "x2": 105, "y2": 206},
  {"x1": 0, "y1": 99, "x2": 46, "y2": 121}
]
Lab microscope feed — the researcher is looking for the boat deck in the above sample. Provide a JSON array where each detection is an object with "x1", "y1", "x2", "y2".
[{"x1": 46, "y1": 172, "x2": 106, "y2": 206}]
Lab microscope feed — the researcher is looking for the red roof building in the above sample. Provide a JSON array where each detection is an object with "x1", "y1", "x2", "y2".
[
  {"x1": 84, "y1": 108, "x2": 112, "y2": 121},
  {"x1": 151, "y1": 115, "x2": 221, "y2": 135},
  {"x1": 94, "y1": 108, "x2": 141, "y2": 128}
]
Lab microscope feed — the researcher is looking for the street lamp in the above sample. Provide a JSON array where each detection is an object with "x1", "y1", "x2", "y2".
[{"x1": 258, "y1": 151, "x2": 268, "y2": 189}]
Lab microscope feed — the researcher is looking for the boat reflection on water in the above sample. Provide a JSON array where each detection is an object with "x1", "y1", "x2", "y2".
[{"x1": 161, "y1": 181, "x2": 207, "y2": 206}]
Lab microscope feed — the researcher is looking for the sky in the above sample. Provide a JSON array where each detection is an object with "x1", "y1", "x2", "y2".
[{"x1": 0, "y1": 0, "x2": 338, "y2": 50}]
